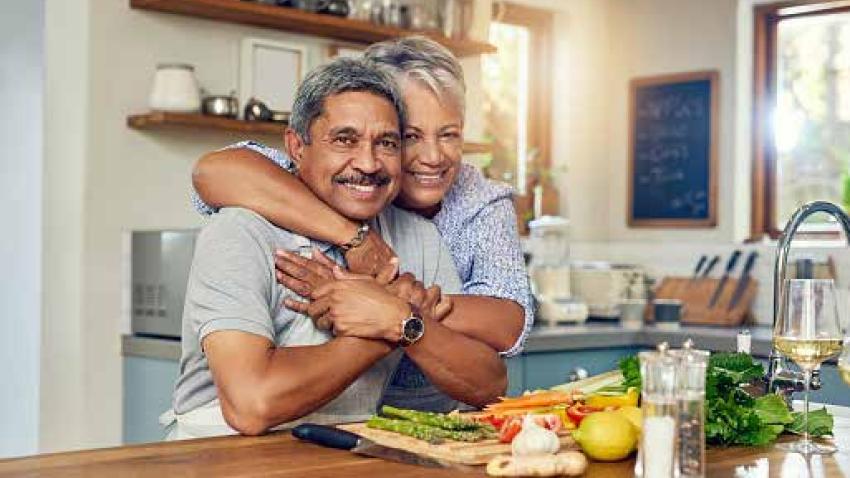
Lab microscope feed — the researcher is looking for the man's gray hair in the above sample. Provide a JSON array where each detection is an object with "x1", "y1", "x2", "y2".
[
  {"x1": 364, "y1": 36, "x2": 466, "y2": 113},
  {"x1": 290, "y1": 57, "x2": 407, "y2": 144}
]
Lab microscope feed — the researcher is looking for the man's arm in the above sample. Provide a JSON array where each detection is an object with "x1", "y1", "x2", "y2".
[
  {"x1": 186, "y1": 209, "x2": 393, "y2": 435},
  {"x1": 204, "y1": 331, "x2": 391, "y2": 436},
  {"x1": 307, "y1": 278, "x2": 507, "y2": 407}
]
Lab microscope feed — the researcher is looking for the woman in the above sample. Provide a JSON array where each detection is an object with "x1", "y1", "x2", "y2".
[{"x1": 192, "y1": 37, "x2": 532, "y2": 409}]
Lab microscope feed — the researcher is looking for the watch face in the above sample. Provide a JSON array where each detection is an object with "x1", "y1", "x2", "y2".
[{"x1": 403, "y1": 316, "x2": 425, "y2": 343}]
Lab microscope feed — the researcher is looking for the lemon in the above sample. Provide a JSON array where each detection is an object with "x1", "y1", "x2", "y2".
[
  {"x1": 571, "y1": 411, "x2": 637, "y2": 462},
  {"x1": 615, "y1": 406, "x2": 642, "y2": 434}
]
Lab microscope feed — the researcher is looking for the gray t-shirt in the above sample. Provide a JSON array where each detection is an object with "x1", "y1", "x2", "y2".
[{"x1": 173, "y1": 206, "x2": 461, "y2": 421}]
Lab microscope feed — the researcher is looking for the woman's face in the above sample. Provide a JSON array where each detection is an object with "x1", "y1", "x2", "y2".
[{"x1": 394, "y1": 78, "x2": 464, "y2": 217}]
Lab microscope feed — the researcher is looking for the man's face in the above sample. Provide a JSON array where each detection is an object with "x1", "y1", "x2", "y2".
[{"x1": 286, "y1": 91, "x2": 402, "y2": 221}]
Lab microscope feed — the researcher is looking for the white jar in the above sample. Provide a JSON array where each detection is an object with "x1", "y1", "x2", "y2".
[{"x1": 148, "y1": 63, "x2": 201, "y2": 113}]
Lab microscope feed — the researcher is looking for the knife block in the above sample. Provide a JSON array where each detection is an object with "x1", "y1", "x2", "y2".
[{"x1": 647, "y1": 277, "x2": 758, "y2": 326}]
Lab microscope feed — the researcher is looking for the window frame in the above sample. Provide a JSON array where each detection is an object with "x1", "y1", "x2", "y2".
[
  {"x1": 752, "y1": 0, "x2": 850, "y2": 240},
  {"x1": 489, "y1": 2, "x2": 555, "y2": 227}
]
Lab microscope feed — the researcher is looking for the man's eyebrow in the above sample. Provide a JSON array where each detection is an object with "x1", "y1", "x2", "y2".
[
  {"x1": 327, "y1": 126, "x2": 361, "y2": 136},
  {"x1": 375, "y1": 130, "x2": 401, "y2": 141}
]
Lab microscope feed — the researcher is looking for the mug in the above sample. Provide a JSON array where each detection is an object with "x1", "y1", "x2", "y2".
[{"x1": 653, "y1": 299, "x2": 684, "y2": 323}]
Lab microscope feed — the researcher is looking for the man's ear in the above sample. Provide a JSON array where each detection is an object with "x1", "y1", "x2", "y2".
[{"x1": 284, "y1": 128, "x2": 305, "y2": 171}]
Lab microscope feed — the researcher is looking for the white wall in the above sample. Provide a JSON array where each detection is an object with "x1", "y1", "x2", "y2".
[{"x1": 0, "y1": 0, "x2": 44, "y2": 458}]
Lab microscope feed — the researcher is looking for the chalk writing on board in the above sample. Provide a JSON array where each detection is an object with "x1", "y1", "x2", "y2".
[{"x1": 630, "y1": 73, "x2": 716, "y2": 225}]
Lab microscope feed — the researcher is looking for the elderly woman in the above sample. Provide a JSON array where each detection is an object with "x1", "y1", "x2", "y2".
[{"x1": 191, "y1": 37, "x2": 532, "y2": 411}]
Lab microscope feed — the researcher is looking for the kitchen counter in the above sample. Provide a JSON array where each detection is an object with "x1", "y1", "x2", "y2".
[
  {"x1": 3, "y1": 414, "x2": 850, "y2": 477},
  {"x1": 122, "y1": 322, "x2": 774, "y2": 360}
]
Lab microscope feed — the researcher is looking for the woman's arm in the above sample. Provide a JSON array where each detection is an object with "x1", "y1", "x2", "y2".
[
  {"x1": 193, "y1": 147, "x2": 358, "y2": 245},
  {"x1": 441, "y1": 295, "x2": 524, "y2": 354},
  {"x1": 193, "y1": 146, "x2": 396, "y2": 274},
  {"x1": 442, "y1": 192, "x2": 533, "y2": 357}
]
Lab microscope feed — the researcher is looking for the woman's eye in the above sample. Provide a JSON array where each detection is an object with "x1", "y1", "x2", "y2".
[
  {"x1": 441, "y1": 131, "x2": 461, "y2": 140},
  {"x1": 404, "y1": 133, "x2": 421, "y2": 144}
]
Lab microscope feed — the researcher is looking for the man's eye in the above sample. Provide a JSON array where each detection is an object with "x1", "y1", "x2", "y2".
[
  {"x1": 379, "y1": 138, "x2": 400, "y2": 149},
  {"x1": 404, "y1": 133, "x2": 422, "y2": 143},
  {"x1": 333, "y1": 136, "x2": 357, "y2": 146},
  {"x1": 440, "y1": 131, "x2": 461, "y2": 140}
]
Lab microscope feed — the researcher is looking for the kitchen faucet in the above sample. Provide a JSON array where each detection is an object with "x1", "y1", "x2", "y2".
[{"x1": 767, "y1": 200, "x2": 850, "y2": 403}]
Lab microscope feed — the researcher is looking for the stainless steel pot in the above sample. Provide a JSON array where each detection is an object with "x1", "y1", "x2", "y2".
[{"x1": 201, "y1": 93, "x2": 239, "y2": 118}]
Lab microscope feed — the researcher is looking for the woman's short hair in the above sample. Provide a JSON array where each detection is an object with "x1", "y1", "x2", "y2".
[{"x1": 364, "y1": 36, "x2": 466, "y2": 113}]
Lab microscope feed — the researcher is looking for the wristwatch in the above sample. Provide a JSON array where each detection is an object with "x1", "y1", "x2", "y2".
[
  {"x1": 340, "y1": 222, "x2": 369, "y2": 251},
  {"x1": 399, "y1": 310, "x2": 425, "y2": 347}
]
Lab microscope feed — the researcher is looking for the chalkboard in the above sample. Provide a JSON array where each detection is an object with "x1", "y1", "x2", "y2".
[{"x1": 628, "y1": 71, "x2": 718, "y2": 228}]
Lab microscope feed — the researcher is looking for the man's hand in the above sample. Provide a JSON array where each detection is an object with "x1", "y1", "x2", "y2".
[
  {"x1": 343, "y1": 228, "x2": 396, "y2": 277},
  {"x1": 307, "y1": 279, "x2": 410, "y2": 342}
]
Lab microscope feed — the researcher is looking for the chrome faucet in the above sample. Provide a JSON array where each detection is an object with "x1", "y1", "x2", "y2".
[{"x1": 767, "y1": 200, "x2": 850, "y2": 402}]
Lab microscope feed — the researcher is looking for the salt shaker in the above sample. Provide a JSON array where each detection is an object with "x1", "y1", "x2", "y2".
[
  {"x1": 638, "y1": 342, "x2": 679, "y2": 478},
  {"x1": 674, "y1": 340, "x2": 708, "y2": 478}
]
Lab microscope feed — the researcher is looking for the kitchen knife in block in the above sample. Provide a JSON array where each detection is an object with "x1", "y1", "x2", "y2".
[
  {"x1": 691, "y1": 255, "x2": 708, "y2": 281},
  {"x1": 708, "y1": 251, "x2": 741, "y2": 308},
  {"x1": 701, "y1": 255, "x2": 721, "y2": 278},
  {"x1": 727, "y1": 251, "x2": 758, "y2": 311},
  {"x1": 291, "y1": 423, "x2": 475, "y2": 471}
]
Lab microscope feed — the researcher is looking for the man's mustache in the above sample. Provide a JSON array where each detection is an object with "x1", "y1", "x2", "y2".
[{"x1": 332, "y1": 173, "x2": 391, "y2": 187}]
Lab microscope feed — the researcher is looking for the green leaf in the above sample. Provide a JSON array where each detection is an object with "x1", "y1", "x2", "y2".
[
  {"x1": 619, "y1": 355, "x2": 641, "y2": 389},
  {"x1": 754, "y1": 394, "x2": 793, "y2": 426},
  {"x1": 787, "y1": 408, "x2": 834, "y2": 437}
]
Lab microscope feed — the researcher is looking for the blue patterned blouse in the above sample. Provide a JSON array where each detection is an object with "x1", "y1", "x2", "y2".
[{"x1": 191, "y1": 141, "x2": 533, "y2": 356}]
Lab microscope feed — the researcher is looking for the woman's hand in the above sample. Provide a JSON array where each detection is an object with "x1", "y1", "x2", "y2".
[
  {"x1": 274, "y1": 249, "x2": 335, "y2": 300},
  {"x1": 344, "y1": 228, "x2": 397, "y2": 277}
]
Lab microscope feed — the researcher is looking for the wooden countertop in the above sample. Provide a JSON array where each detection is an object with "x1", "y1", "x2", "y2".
[{"x1": 2, "y1": 425, "x2": 849, "y2": 478}]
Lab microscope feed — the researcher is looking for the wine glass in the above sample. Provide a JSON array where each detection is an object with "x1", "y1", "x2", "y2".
[{"x1": 774, "y1": 279, "x2": 843, "y2": 455}]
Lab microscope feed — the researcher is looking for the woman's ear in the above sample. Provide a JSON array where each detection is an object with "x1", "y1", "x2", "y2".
[{"x1": 284, "y1": 128, "x2": 305, "y2": 171}]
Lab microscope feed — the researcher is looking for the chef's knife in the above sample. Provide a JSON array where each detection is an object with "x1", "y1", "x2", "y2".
[
  {"x1": 292, "y1": 423, "x2": 475, "y2": 471},
  {"x1": 727, "y1": 251, "x2": 758, "y2": 311},
  {"x1": 691, "y1": 255, "x2": 708, "y2": 281},
  {"x1": 708, "y1": 250, "x2": 742, "y2": 308},
  {"x1": 700, "y1": 255, "x2": 721, "y2": 278}
]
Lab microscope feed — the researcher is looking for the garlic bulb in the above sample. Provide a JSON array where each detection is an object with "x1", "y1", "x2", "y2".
[{"x1": 511, "y1": 415, "x2": 561, "y2": 457}]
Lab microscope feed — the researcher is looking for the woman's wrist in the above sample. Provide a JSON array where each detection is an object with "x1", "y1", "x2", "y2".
[{"x1": 333, "y1": 218, "x2": 362, "y2": 247}]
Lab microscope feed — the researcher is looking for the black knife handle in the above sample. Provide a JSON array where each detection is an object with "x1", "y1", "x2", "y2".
[
  {"x1": 725, "y1": 250, "x2": 742, "y2": 273},
  {"x1": 292, "y1": 424, "x2": 360, "y2": 450},
  {"x1": 693, "y1": 255, "x2": 708, "y2": 277},
  {"x1": 701, "y1": 256, "x2": 720, "y2": 277},
  {"x1": 740, "y1": 251, "x2": 758, "y2": 275}
]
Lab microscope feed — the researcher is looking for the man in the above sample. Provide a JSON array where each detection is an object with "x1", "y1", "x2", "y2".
[{"x1": 168, "y1": 58, "x2": 506, "y2": 438}]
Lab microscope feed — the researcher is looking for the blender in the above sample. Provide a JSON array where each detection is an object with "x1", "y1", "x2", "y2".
[{"x1": 527, "y1": 216, "x2": 588, "y2": 324}]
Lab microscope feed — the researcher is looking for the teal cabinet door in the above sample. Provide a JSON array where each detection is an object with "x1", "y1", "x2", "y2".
[
  {"x1": 123, "y1": 356, "x2": 179, "y2": 444},
  {"x1": 514, "y1": 347, "x2": 639, "y2": 393}
]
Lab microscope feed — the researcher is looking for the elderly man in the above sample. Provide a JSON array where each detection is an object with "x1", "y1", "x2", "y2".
[{"x1": 166, "y1": 58, "x2": 506, "y2": 439}]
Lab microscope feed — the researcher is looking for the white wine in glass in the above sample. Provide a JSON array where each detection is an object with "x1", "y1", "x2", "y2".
[
  {"x1": 839, "y1": 344, "x2": 850, "y2": 386},
  {"x1": 773, "y1": 279, "x2": 843, "y2": 455}
]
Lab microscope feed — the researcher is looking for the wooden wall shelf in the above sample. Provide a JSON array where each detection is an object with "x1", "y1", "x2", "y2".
[
  {"x1": 129, "y1": 0, "x2": 496, "y2": 57},
  {"x1": 127, "y1": 112, "x2": 492, "y2": 154}
]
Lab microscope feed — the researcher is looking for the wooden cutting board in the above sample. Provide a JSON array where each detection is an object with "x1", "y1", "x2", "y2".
[{"x1": 339, "y1": 422, "x2": 577, "y2": 465}]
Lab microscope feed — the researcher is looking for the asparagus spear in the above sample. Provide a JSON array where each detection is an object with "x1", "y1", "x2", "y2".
[
  {"x1": 380, "y1": 405, "x2": 496, "y2": 434},
  {"x1": 366, "y1": 416, "x2": 488, "y2": 442}
]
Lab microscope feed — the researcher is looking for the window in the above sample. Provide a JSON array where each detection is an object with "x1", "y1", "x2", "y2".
[
  {"x1": 482, "y1": 3, "x2": 553, "y2": 227},
  {"x1": 753, "y1": 1, "x2": 850, "y2": 238}
]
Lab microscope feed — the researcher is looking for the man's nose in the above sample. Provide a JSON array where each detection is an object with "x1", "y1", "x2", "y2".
[{"x1": 350, "y1": 144, "x2": 380, "y2": 174}]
